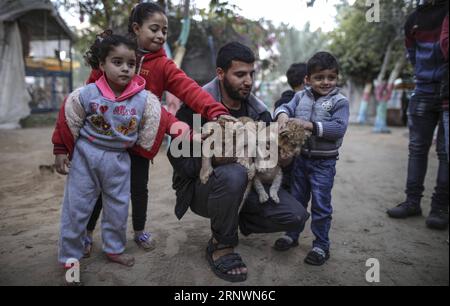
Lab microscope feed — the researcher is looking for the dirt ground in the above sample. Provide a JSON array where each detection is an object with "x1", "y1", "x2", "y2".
[{"x1": 0, "y1": 125, "x2": 448, "y2": 286}]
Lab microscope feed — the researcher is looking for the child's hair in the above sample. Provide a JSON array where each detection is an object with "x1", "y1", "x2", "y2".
[
  {"x1": 307, "y1": 52, "x2": 340, "y2": 76},
  {"x1": 216, "y1": 42, "x2": 255, "y2": 71},
  {"x1": 128, "y1": 2, "x2": 166, "y2": 36},
  {"x1": 286, "y1": 63, "x2": 307, "y2": 89},
  {"x1": 85, "y1": 31, "x2": 137, "y2": 70}
]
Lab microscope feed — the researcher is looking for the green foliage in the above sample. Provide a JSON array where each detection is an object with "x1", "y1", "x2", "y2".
[
  {"x1": 195, "y1": 1, "x2": 269, "y2": 52},
  {"x1": 53, "y1": 0, "x2": 140, "y2": 55},
  {"x1": 273, "y1": 23, "x2": 328, "y2": 81},
  {"x1": 53, "y1": 0, "x2": 418, "y2": 88},
  {"x1": 329, "y1": 3, "x2": 381, "y2": 83},
  {"x1": 53, "y1": 0, "x2": 274, "y2": 62},
  {"x1": 207, "y1": 0, "x2": 242, "y2": 20},
  {"x1": 329, "y1": 0, "x2": 415, "y2": 84}
]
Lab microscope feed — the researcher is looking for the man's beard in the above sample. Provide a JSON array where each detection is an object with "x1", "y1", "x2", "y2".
[{"x1": 223, "y1": 77, "x2": 251, "y2": 102}]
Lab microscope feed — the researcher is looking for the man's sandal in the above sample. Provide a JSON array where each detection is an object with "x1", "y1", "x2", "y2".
[{"x1": 206, "y1": 239, "x2": 248, "y2": 283}]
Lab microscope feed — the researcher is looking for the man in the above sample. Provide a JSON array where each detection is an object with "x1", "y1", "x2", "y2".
[
  {"x1": 441, "y1": 14, "x2": 449, "y2": 161},
  {"x1": 387, "y1": 0, "x2": 449, "y2": 230},
  {"x1": 167, "y1": 42, "x2": 309, "y2": 283}
]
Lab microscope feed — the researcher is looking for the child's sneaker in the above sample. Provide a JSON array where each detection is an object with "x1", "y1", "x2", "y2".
[
  {"x1": 134, "y1": 231, "x2": 156, "y2": 251},
  {"x1": 273, "y1": 236, "x2": 299, "y2": 252},
  {"x1": 83, "y1": 235, "x2": 93, "y2": 258},
  {"x1": 304, "y1": 247, "x2": 330, "y2": 266}
]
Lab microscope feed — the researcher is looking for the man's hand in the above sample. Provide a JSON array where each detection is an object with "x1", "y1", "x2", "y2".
[
  {"x1": 215, "y1": 114, "x2": 238, "y2": 123},
  {"x1": 277, "y1": 113, "x2": 290, "y2": 131},
  {"x1": 55, "y1": 154, "x2": 71, "y2": 175},
  {"x1": 202, "y1": 114, "x2": 238, "y2": 141}
]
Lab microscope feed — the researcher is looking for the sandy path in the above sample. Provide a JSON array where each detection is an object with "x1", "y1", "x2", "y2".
[{"x1": 0, "y1": 125, "x2": 448, "y2": 286}]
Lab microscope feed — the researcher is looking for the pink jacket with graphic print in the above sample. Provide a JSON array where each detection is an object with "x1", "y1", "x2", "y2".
[{"x1": 52, "y1": 75, "x2": 190, "y2": 160}]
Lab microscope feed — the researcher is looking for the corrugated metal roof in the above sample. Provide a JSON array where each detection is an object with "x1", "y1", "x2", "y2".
[{"x1": 0, "y1": 0, "x2": 75, "y2": 40}]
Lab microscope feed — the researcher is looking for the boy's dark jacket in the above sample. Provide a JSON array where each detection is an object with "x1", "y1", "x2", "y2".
[{"x1": 274, "y1": 90, "x2": 296, "y2": 110}]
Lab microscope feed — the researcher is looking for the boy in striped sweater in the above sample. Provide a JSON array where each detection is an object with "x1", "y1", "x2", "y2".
[{"x1": 274, "y1": 52, "x2": 350, "y2": 266}]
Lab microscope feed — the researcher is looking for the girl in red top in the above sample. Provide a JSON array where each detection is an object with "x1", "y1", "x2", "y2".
[{"x1": 83, "y1": 3, "x2": 231, "y2": 254}]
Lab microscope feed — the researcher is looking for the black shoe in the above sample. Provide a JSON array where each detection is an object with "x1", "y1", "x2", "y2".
[
  {"x1": 304, "y1": 247, "x2": 330, "y2": 266},
  {"x1": 273, "y1": 236, "x2": 299, "y2": 252},
  {"x1": 387, "y1": 202, "x2": 422, "y2": 219},
  {"x1": 426, "y1": 209, "x2": 449, "y2": 230}
]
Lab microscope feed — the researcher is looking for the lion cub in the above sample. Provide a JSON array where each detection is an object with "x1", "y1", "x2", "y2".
[
  {"x1": 253, "y1": 120, "x2": 309, "y2": 204},
  {"x1": 199, "y1": 116, "x2": 257, "y2": 185}
]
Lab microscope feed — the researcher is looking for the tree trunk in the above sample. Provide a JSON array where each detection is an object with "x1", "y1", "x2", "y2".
[
  {"x1": 373, "y1": 54, "x2": 406, "y2": 133},
  {"x1": 387, "y1": 56, "x2": 406, "y2": 85},
  {"x1": 376, "y1": 40, "x2": 395, "y2": 89},
  {"x1": 356, "y1": 82, "x2": 373, "y2": 124},
  {"x1": 373, "y1": 40, "x2": 396, "y2": 133},
  {"x1": 101, "y1": 0, "x2": 113, "y2": 30}
]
